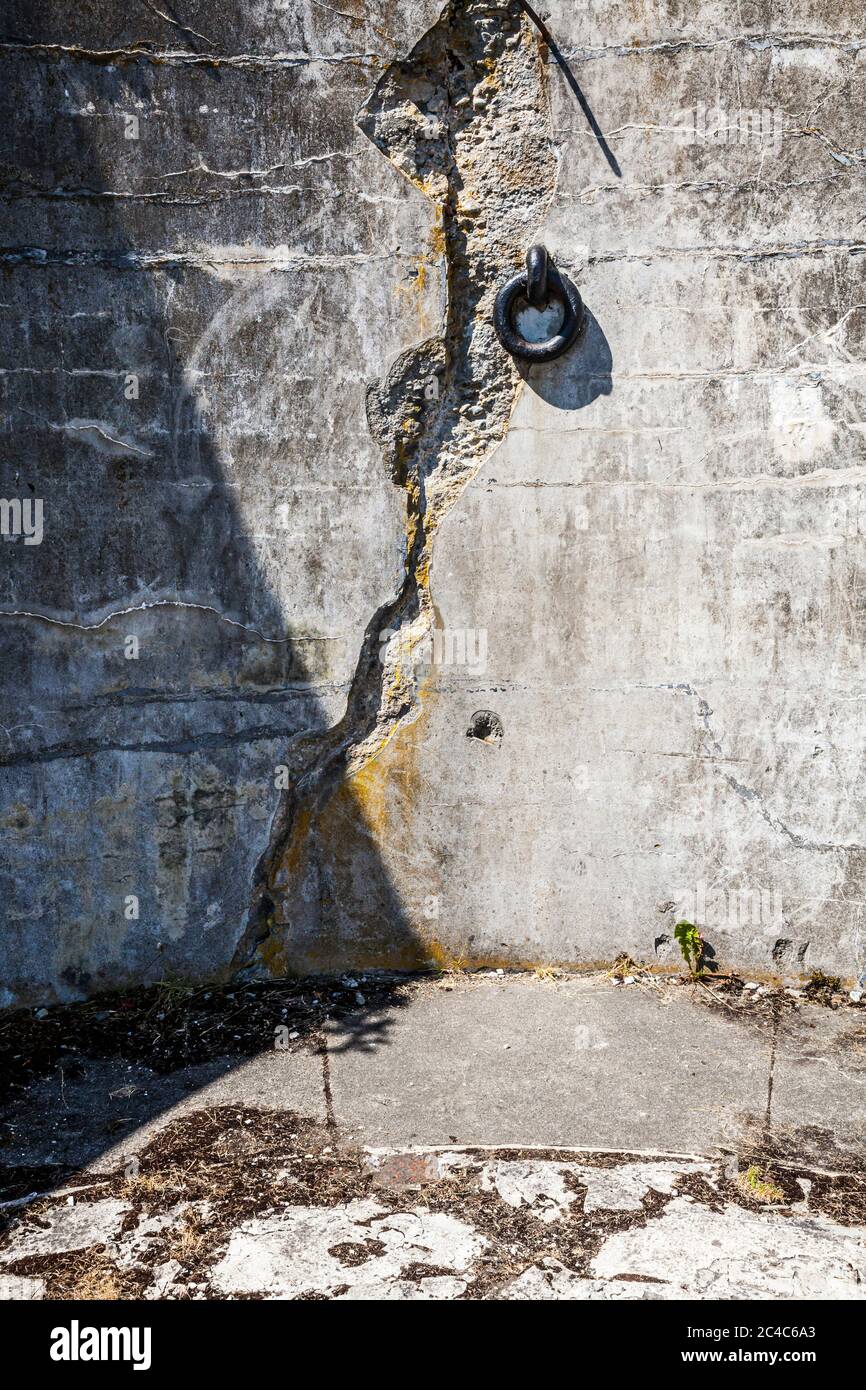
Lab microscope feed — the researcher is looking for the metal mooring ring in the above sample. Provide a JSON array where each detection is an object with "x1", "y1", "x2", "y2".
[{"x1": 493, "y1": 245, "x2": 586, "y2": 364}]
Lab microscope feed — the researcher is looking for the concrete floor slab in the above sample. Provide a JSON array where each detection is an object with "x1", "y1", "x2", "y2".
[
  {"x1": 325, "y1": 976, "x2": 771, "y2": 1151},
  {"x1": 326, "y1": 976, "x2": 866, "y2": 1154},
  {"x1": 2, "y1": 975, "x2": 862, "y2": 1195},
  {"x1": 770, "y1": 1008, "x2": 866, "y2": 1153},
  {"x1": 1, "y1": 976, "x2": 863, "y2": 1301},
  {"x1": 2, "y1": 1136, "x2": 863, "y2": 1302}
]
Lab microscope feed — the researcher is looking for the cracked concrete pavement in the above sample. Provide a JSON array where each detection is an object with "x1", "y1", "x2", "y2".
[{"x1": 1, "y1": 974, "x2": 864, "y2": 1300}]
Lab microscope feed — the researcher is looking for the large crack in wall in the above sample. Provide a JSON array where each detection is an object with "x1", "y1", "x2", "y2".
[{"x1": 235, "y1": 0, "x2": 559, "y2": 973}]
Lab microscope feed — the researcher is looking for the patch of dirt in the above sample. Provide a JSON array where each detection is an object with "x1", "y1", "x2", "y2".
[
  {"x1": 825, "y1": 1021, "x2": 866, "y2": 1076},
  {"x1": 690, "y1": 978, "x2": 829, "y2": 1041},
  {"x1": 0, "y1": 1105, "x2": 698, "y2": 1300},
  {"x1": 673, "y1": 969, "x2": 861, "y2": 1016},
  {"x1": 672, "y1": 1171, "x2": 726, "y2": 1212},
  {"x1": 327, "y1": 1239, "x2": 386, "y2": 1266},
  {"x1": 0, "y1": 1105, "x2": 373, "y2": 1298},
  {"x1": 455, "y1": 1146, "x2": 690, "y2": 1169},
  {"x1": 447, "y1": 1180, "x2": 675, "y2": 1299},
  {"x1": 0, "y1": 1163, "x2": 74, "y2": 1205},
  {"x1": 399, "y1": 1261, "x2": 457, "y2": 1280},
  {"x1": 0, "y1": 973, "x2": 418, "y2": 1105},
  {"x1": 802, "y1": 971, "x2": 844, "y2": 1005},
  {"x1": 5, "y1": 1247, "x2": 140, "y2": 1301}
]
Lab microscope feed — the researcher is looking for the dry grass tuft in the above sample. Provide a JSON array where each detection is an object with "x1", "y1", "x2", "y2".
[
  {"x1": 124, "y1": 1169, "x2": 185, "y2": 1202},
  {"x1": 165, "y1": 1207, "x2": 206, "y2": 1264}
]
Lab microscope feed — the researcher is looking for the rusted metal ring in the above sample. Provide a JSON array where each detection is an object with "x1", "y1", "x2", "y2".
[{"x1": 493, "y1": 250, "x2": 585, "y2": 364}]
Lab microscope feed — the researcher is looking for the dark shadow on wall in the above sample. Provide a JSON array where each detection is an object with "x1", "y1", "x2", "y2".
[
  {"x1": 518, "y1": 309, "x2": 613, "y2": 410},
  {"x1": 0, "y1": 0, "x2": 428, "y2": 1141}
]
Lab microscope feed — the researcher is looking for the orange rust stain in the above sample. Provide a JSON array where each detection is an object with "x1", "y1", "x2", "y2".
[
  {"x1": 277, "y1": 803, "x2": 313, "y2": 882},
  {"x1": 257, "y1": 923, "x2": 290, "y2": 978},
  {"x1": 260, "y1": 679, "x2": 438, "y2": 975},
  {"x1": 395, "y1": 252, "x2": 440, "y2": 327},
  {"x1": 341, "y1": 753, "x2": 393, "y2": 842},
  {"x1": 428, "y1": 215, "x2": 446, "y2": 260}
]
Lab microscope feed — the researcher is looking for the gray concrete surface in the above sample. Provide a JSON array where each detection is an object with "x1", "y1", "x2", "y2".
[
  {"x1": 326, "y1": 975, "x2": 866, "y2": 1150},
  {"x1": 328, "y1": 976, "x2": 768, "y2": 1149},
  {"x1": 3, "y1": 1, "x2": 866, "y2": 1003},
  {"x1": 3, "y1": 975, "x2": 860, "y2": 1175},
  {"x1": 2, "y1": 1119, "x2": 864, "y2": 1301},
  {"x1": 328, "y1": 0, "x2": 866, "y2": 982}
]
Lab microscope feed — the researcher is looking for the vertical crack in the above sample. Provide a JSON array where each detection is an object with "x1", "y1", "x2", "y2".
[
  {"x1": 319, "y1": 1039, "x2": 338, "y2": 1138},
  {"x1": 764, "y1": 1009, "x2": 779, "y2": 1141},
  {"x1": 234, "y1": 0, "x2": 559, "y2": 972}
]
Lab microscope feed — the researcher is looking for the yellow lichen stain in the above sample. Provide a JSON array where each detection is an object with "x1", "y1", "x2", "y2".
[
  {"x1": 256, "y1": 919, "x2": 290, "y2": 978},
  {"x1": 259, "y1": 675, "x2": 440, "y2": 976},
  {"x1": 342, "y1": 753, "x2": 393, "y2": 844},
  {"x1": 279, "y1": 803, "x2": 313, "y2": 881},
  {"x1": 421, "y1": 936, "x2": 456, "y2": 971},
  {"x1": 394, "y1": 247, "x2": 441, "y2": 328},
  {"x1": 428, "y1": 216, "x2": 446, "y2": 261}
]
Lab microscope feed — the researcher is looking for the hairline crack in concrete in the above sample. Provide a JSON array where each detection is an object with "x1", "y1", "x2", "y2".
[{"x1": 233, "y1": 0, "x2": 558, "y2": 973}]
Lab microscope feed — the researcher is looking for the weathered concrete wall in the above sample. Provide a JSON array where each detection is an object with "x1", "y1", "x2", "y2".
[{"x1": 2, "y1": 1, "x2": 865, "y2": 1003}]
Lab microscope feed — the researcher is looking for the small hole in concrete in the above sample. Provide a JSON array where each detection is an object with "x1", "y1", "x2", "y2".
[
  {"x1": 772, "y1": 938, "x2": 792, "y2": 964},
  {"x1": 466, "y1": 709, "x2": 503, "y2": 743}
]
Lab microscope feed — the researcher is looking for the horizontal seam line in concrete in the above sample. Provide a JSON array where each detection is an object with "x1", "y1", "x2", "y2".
[{"x1": 363, "y1": 1144, "x2": 711, "y2": 1161}]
